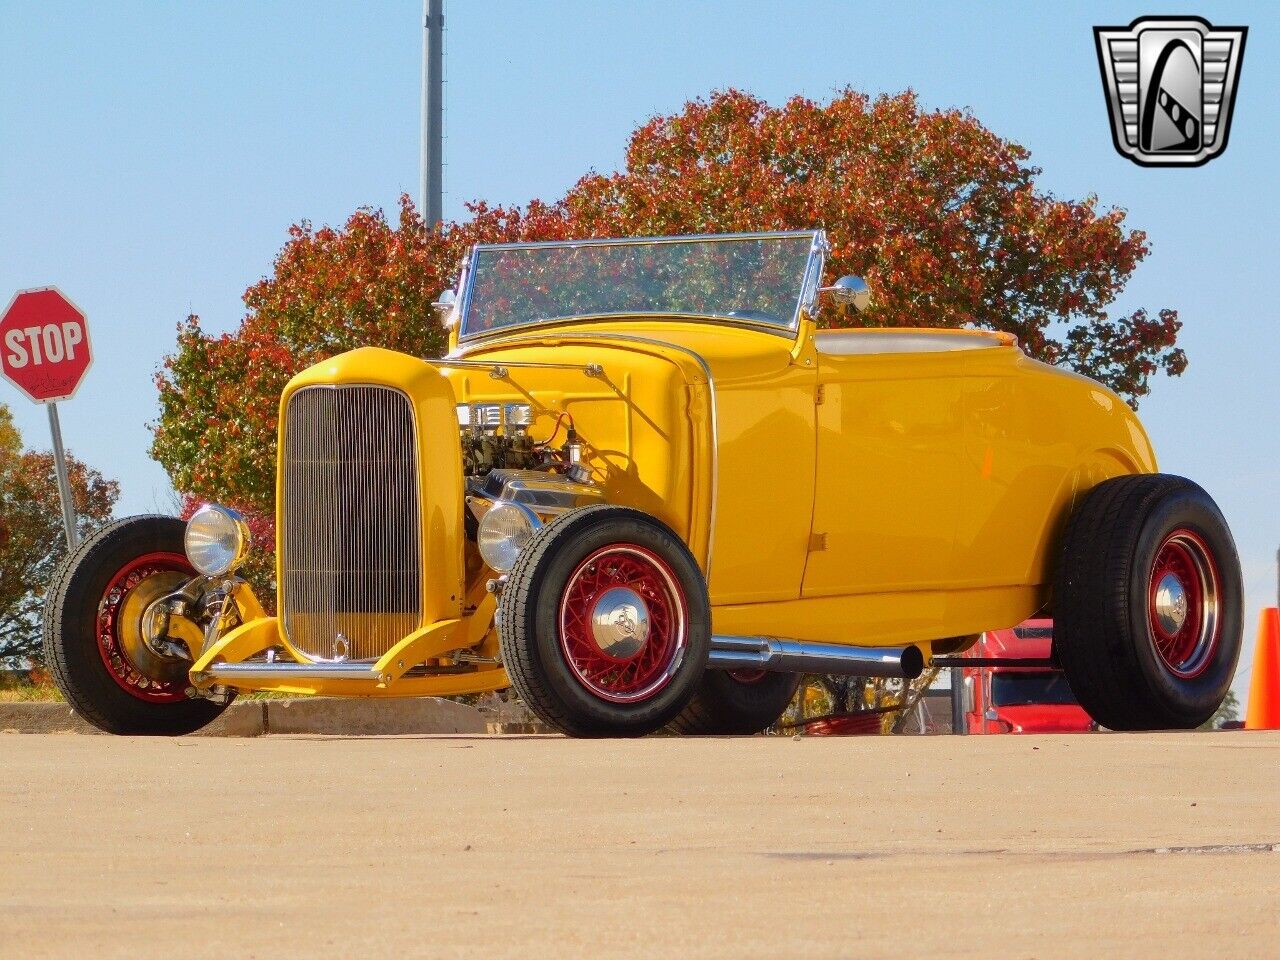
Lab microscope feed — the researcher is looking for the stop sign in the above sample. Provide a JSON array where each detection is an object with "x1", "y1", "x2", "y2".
[{"x1": 0, "y1": 287, "x2": 93, "y2": 403}]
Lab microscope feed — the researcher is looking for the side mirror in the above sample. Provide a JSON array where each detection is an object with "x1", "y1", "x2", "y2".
[
  {"x1": 432, "y1": 289, "x2": 458, "y2": 328},
  {"x1": 961, "y1": 675, "x2": 975, "y2": 713},
  {"x1": 821, "y1": 275, "x2": 871, "y2": 314}
]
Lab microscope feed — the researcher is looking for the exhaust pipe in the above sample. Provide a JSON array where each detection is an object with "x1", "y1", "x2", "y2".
[{"x1": 708, "y1": 635, "x2": 924, "y2": 679}]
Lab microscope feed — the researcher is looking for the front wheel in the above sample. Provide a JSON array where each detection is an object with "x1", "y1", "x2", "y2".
[
  {"x1": 42, "y1": 515, "x2": 231, "y2": 735},
  {"x1": 1054, "y1": 474, "x2": 1242, "y2": 730},
  {"x1": 497, "y1": 506, "x2": 710, "y2": 737}
]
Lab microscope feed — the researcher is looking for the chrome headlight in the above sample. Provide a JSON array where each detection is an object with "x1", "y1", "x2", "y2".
[
  {"x1": 184, "y1": 504, "x2": 251, "y2": 577},
  {"x1": 477, "y1": 501, "x2": 541, "y2": 573}
]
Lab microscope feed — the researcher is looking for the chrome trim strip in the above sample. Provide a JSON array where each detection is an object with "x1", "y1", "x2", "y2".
[
  {"x1": 461, "y1": 313, "x2": 798, "y2": 344},
  {"x1": 708, "y1": 635, "x2": 925, "y2": 680},
  {"x1": 792, "y1": 230, "x2": 829, "y2": 328},
  {"x1": 456, "y1": 241, "x2": 482, "y2": 341},
  {"x1": 470, "y1": 229, "x2": 819, "y2": 252}
]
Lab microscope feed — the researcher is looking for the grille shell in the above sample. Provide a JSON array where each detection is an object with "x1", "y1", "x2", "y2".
[{"x1": 280, "y1": 385, "x2": 423, "y2": 662}]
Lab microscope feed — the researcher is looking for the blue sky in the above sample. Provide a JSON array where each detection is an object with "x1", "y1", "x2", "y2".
[{"x1": 1, "y1": 1, "x2": 1276, "y2": 697}]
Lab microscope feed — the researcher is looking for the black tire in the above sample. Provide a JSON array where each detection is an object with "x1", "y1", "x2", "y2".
[
  {"x1": 42, "y1": 515, "x2": 230, "y2": 736},
  {"x1": 669, "y1": 670, "x2": 800, "y2": 735},
  {"x1": 1054, "y1": 474, "x2": 1242, "y2": 730},
  {"x1": 497, "y1": 505, "x2": 710, "y2": 737}
]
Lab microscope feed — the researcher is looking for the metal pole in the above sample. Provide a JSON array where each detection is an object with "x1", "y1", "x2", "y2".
[
  {"x1": 46, "y1": 402, "x2": 79, "y2": 551},
  {"x1": 978, "y1": 631, "x2": 988, "y2": 735},
  {"x1": 421, "y1": 0, "x2": 444, "y2": 226},
  {"x1": 950, "y1": 669, "x2": 967, "y2": 735}
]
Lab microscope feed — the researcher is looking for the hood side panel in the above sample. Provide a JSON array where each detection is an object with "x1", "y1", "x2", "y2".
[{"x1": 448, "y1": 341, "x2": 709, "y2": 574}]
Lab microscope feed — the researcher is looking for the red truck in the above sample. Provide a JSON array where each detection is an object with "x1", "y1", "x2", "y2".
[{"x1": 957, "y1": 620, "x2": 1093, "y2": 733}]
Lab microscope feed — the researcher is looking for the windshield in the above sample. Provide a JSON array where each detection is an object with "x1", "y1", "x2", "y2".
[
  {"x1": 991, "y1": 672, "x2": 1079, "y2": 708},
  {"x1": 458, "y1": 231, "x2": 823, "y2": 340}
]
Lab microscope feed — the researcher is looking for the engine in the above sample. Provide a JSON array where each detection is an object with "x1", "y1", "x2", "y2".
[
  {"x1": 457, "y1": 402, "x2": 545, "y2": 476},
  {"x1": 457, "y1": 401, "x2": 604, "y2": 572}
]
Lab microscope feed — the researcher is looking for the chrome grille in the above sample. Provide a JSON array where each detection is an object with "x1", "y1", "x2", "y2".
[{"x1": 281, "y1": 385, "x2": 422, "y2": 661}]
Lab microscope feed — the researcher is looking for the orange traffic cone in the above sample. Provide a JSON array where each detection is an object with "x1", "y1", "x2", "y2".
[{"x1": 1244, "y1": 607, "x2": 1280, "y2": 730}]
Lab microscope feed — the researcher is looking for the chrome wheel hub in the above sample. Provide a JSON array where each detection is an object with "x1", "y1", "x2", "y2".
[
  {"x1": 1153, "y1": 572, "x2": 1189, "y2": 635},
  {"x1": 589, "y1": 586, "x2": 650, "y2": 659},
  {"x1": 1147, "y1": 528, "x2": 1222, "y2": 680}
]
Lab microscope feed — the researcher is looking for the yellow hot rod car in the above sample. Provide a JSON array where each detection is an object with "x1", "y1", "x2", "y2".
[{"x1": 46, "y1": 230, "x2": 1242, "y2": 736}]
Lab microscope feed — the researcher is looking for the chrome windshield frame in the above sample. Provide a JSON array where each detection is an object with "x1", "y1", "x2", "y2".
[{"x1": 455, "y1": 229, "x2": 828, "y2": 345}]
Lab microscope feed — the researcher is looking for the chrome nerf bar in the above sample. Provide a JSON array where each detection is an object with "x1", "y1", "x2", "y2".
[{"x1": 202, "y1": 662, "x2": 380, "y2": 683}]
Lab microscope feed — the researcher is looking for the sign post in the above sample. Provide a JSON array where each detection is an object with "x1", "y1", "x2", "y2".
[
  {"x1": 46, "y1": 402, "x2": 79, "y2": 549},
  {"x1": 0, "y1": 287, "x2": 95, "y2": 551}
]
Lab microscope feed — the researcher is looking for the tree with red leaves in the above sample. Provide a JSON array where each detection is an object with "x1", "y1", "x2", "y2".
[
  {"x1": 153, "y1": 88, "x2": 1184, "y2": 584},
  {"x1": 1, "y1": 403, "x2": 118, "y2": 665},
  {"x1": 565, "y1": 90, "x2": 1184, "y2": 391}
]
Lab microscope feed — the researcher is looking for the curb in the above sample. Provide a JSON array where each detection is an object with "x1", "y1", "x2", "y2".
[
  {"x1": 0, "y1": 696, "x2": 487, "y2": 737},
  {"x1": 485, "y1": 721, "x2": 555, "y2": 735},
  {"x1": 264, "y1": 696, "x2": 486, "y2": 736}
]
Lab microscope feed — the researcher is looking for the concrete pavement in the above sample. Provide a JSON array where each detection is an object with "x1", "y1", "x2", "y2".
[{"x1": 3, "y1": 731, "x2": 1278, "y2": 959}]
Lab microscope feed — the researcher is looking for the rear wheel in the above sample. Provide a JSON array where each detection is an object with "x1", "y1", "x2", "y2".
[
  {"x1": 497, "y1": 506, "x2": 710, "y2": 737},
  {"x1": 669, "y1": 669, "x2": 800, "y2": 735},
  {"x1": 1054, "y1": 474, "x2": 1242, "y2": 730},
  {"x1": 43, "y1": 516, "x2": 230, "y2": 735}
]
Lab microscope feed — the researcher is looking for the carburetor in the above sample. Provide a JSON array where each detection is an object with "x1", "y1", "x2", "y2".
[{"x1": 457, "y1": 402, "x2": 540, "y2": 475}]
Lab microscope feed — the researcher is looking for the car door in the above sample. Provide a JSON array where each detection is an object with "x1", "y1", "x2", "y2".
[{"x1": 802, "y1": 350, "x2": 969, "y2": 598}]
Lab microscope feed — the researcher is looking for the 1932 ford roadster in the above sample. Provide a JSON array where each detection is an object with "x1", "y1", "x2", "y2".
[{"x1": 45, "y1": 231, "x2": 1242, "y2": 736}]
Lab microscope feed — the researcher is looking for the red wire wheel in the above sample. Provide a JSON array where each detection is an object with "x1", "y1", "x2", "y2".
[
  {"x1": 1147, "y1": 528, "x2": 1221, "y2": 679},
  {"x1": 558, "y1": 543, "x2": 689, "y2": 703},
  {"x1": 1052, "y1": 474, "x2": 1242, "y2": 731},
  {"x1": 96, "y1": 551, "x2": 196, "y2": 703}
]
